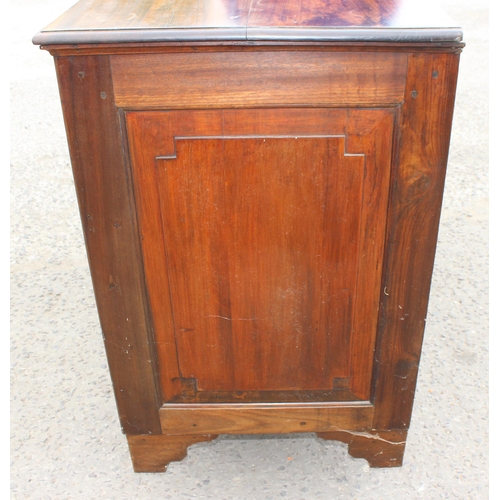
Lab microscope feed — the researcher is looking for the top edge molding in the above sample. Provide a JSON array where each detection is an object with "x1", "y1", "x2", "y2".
[{"x1": 33, "y1": 26, "x2": 463, "y2": 46}]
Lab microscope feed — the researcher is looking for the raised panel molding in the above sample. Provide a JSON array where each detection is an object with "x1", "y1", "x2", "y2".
[{"x1": 125, "y1": 108, "x2": 395, "y2": 404}]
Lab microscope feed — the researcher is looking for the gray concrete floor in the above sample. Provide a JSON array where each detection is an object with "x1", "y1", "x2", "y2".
[{"x1": 11, "y1": 0, "x2": 489, "y2": 498}]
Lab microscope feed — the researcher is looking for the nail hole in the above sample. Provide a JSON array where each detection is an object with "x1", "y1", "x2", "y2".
[{"x1": 300, "y1": 422, "x2": 307, "y2": 426}]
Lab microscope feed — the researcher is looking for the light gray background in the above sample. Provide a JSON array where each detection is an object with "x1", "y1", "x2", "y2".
[{"x1": 11, "y1": 0, "x2": 489, "y2": 498}]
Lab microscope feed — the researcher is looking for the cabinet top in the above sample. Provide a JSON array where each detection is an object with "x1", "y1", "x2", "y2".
[{"x1": 33, "y1": 0, "x2": 462, "y2": 46}]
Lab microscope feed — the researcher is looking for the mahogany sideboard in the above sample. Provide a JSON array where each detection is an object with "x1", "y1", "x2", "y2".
[{"x1": 33, "y1": 0, "x2": 464, "y2": 472}]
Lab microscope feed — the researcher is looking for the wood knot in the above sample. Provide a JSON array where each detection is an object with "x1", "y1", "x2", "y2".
[{"x1": 402, "y1": 169, "x2": 432, "y2": 199}]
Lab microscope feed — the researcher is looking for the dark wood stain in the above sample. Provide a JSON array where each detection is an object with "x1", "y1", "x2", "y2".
[
  {"x1": 248, "y1": 0, "x2": 403, "y2": 28},
  {"x1": 37, "y1": 0, "x2": 462, "y2": 37},
  {"x1": 168, "y1": 387, "x2": 361, "y2": 404},
  {"x1": 372, "y1": 52, "x2": 461, "y2": 430},
  {"x1": 54, "y1": 55, "x2": 163, "y2": 434}
]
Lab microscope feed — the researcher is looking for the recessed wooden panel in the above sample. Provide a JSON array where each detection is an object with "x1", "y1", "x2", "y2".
[
  {"x1": 159, "y1": 136, "x2": 362, "y2": 392},
  {"x1": 125, "y1": 108, "x2": 394, "y2": 403},
  {"x1": 111, "y1": 51, "x2": 407, "y2": 108}
]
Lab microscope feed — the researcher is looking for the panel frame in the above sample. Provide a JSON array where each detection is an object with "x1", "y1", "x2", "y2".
[
  {"x1": 124, "y1": 107, "x2": 395, "y2": 405},
  {"x1": 54, "y1": 54, "x2": 163, "y2": 435}
]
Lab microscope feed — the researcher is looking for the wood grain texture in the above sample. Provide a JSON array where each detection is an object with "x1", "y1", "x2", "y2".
[
  {"x1": 371, "y1": 52, "x2": 461, "y2": 430},
  {"x1": 249, "y1": 0, "x2": 407, "y2": 27},
  {"x1": 54, "y1": 55, "x2": 162, "y2": 434},
  {"x1": 345, "y1": 109, "x2": 395, "y2": 400},
  {"x1": 125, "y1": 108, "x2": 393, "y2": 403},
  {"x1": 111, "y1": 51, "x2": 407, "y2": 108},
  {"x1": 317, "y1": 429, "x2": 407, "y2": 467},
  {"x1": 127, "y1": 434, "x2": 218, "y2": 472},
  {"x1": 247, "y1": 0, "x2": 461, "y2": 44},
  {"x1": 33, "y1": 0, "x2": 462, "y2": 45},
  {"x1": 41, "y1": 0, "x2": 251, "y2": 30},
  {"x1": 158, "y1": 136, "x2": 362, "y2": 392},
  {"x1": 160, "y1": 403, "x2": 374, "y2": 434},
  {"x1": 40, "y1": 0, "x2": 460, "y2": 31}
]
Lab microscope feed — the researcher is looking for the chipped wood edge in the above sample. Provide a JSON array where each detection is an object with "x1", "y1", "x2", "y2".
[{"x1": 317, "y1": 429, "x2": 407, "y2": 467}]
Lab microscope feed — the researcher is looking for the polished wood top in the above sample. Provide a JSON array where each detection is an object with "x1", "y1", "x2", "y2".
[{"x1": 33, "y1": 0, "x2": 462, "y2": 45}]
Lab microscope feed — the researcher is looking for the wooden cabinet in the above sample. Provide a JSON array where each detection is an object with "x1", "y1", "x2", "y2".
[{"x1": 33, "y1": 0, "x2": 464, "y2": 472}]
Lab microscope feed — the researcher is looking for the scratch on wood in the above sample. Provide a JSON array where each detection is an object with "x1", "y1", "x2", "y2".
[
  {"x1": 320, "y1": 427, "x2": 406, "y2": 445},
  {"x1": 205, "y1": 315, "x2": 264, "y2": 321}
]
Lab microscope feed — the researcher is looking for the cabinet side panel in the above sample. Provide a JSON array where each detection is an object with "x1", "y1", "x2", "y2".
[
  {"x1": 54, "y1": 55, "x2": 162, "y2": 434},
  {"x1": 372, "y1": 52, "x2": 460, "y2": 429}
]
